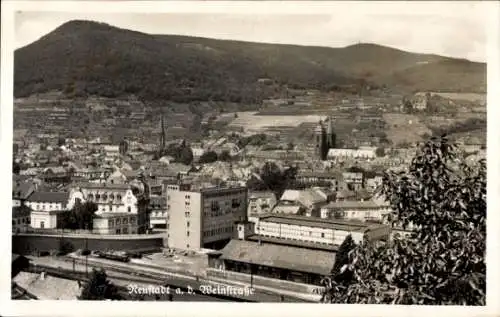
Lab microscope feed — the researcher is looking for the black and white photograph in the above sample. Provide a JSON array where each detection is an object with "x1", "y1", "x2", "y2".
[{"x1": 1, "y1": 0, "x2": 499, "y2": 316}]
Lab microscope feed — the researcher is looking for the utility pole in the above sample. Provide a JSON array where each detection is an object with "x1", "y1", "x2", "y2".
[{"x1": 85, "y1": 236, "x2": 88, "y2": 277}]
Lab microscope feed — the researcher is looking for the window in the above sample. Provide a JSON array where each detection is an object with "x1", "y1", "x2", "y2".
[
  {"x1": 187, "y1": 221, "x2": 190, "y2": 227},
  {"x1": 40, "y1": 221, "x2": 45, "y2": 229},
  {"x1": 127, "y1": 206, "x2": 131, "y2": 212},
  {"x1": 231, "y1": 198, "x2": 241, "y2": 208},
  {"x1": 185, "y1": 212, "x2": 191, "y2": 218},
  {"x1": 12, "y1": 220, "x2": 15, "y2": 226},
  {"x1": 187, "y1": 244, "x2": 190, "y2": 248},
  {"x1": 187, "y1": 231, "x2": 190, "y2": 237},
  {"x1": 321, "y1": 232, "x2": 325, "y2": 238},
  {"x1": 211, "y1": 201, "x2": 219, "y2": 212}
]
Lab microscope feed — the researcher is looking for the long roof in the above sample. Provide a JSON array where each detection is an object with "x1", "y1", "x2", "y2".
[
  {"x1": 258, "y1": 213, "x2": 388, "y2": 232},
  {"x1": 26, "y1": 191, "x2": 69, "y2": 203},
  {"x1": 220, "y1": 239, "x2": 335, "y2": 275}
]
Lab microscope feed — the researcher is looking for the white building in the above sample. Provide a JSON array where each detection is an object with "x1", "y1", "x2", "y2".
[
  {"x1": 327, "y1": 148, "x2": 376, "y2": 161},
  {"x1": 166, "y1": 183, "x2": 247, "y2": 250},
  {"x1": 320, "y1": 200, "x2": 391, "y2": 222},
  {"x1": 247, "y1": 191, "x2": 277, "y2": 216},
  {"x1": 25, "y1": 192, "x2": 69, "y2": 212},
  {"x1": 251, "y1": 214, "x2": 390, "y2": 246},
  {"x1": 93, "y1": 213, "x2": 138, "y2": 235},
  {"x1": 67, "y1": 181, "x2": 149, "y2": 233},
  {"x1": 30, "y1": 210, "x2": 62, "y2": 229}
]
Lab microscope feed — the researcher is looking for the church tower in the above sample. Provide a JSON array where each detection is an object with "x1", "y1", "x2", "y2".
[
  {"x1": 159, "y1": 114, "x2": 168, "y2": 155},
  {"x1": 326, "y1": 116, "x2": 336, "y2": 149},
  {"x1": 314, "y1": 120, "x2": 325, "y2": 159}
]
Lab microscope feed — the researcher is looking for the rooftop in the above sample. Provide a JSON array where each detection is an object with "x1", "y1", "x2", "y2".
[
  {"x1": 258, "y1": 213, "x2": 388, "y2": 232},
  {"x1": 26, "y1": 191, "x2": 69, "y2": 203},
  {"x1": 246, "y1": 234, "x2": 339, "y2": 252},
  {"x1": 220, "y1": 239, "x2": 336, "y2": 275}
]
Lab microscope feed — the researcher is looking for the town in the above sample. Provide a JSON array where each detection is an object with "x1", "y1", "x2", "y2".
[{"x1": 11, "y1": 87, "x2": 486, "y2": 302}]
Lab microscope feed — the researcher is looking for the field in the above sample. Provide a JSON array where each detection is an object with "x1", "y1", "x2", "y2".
[
  {"x1": 427, "y1": 92, "x2": 486, "y2": 104},
  {"x1": 229, "y1": 112, "x2": 323, "y2": 133},
  {"x1": 382, "y1": 113, "x2": 432, "y2": 145}
]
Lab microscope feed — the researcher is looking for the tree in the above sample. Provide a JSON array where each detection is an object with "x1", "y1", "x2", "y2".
[
  {"x1": 60, "y1": 201, "x2": 97, "y2": 230},
  {"x1": 321, "y1": 136, "x2": 486, "y2": 305},
  {"x1": 218, "y1": 150, "x2": 231, "y2": 162},
  {"x1": 178, "y1": 146, "x2": 194, "y2": 165},
  {"x1": 259, "y1": 162, "x2": 298, "y2": 199},
  {"x1": 375, "y1": 147, "x2": 385, "y2": 157},
  {"x1": 199, "y1": 151, "x2": 218, "y2": 164},
  {"x1": 13, "y1": 161, "x2": 20, "y2": 175},
  {"x1": 80, "y1": 268, "x2": 122, "y2": 300}
]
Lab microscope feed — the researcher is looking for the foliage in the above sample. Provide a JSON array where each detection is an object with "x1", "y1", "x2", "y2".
[
  {"x1": 199, "y1": 151, "x2": 218, "y2": 164},
  {"x1": 218, "y1": 150, "x2": 232, "y2": 162},
  {"x1": 162, "y1": 142, "x2": 194, "y2": 165},
  {"x1": 79, "y1": 268, "x2": 122, "y2": 300},
  {"x1": 321, "y1": 136, "x2": 486, "y2": 305},
  {"x1": 430, "y1": 118, "x2": 486, "y2": 137},
  {"x1": 375, "y1": 147, "x2": 385, "y2": 157},
  {"x1": 237, "y1": 134, "x2": 268, "y2": 148},
  {"x1": 60, "y1": 201, "x2": 98, "y2": 230},
  {"x1": 13, "y1": 161, "x2": 20, "y2": 175},
  {"x1": 258, "y1": 162, "x2": 298, "y2": 199}
]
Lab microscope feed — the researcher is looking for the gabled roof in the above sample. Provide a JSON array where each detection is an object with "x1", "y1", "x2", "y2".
[{"x1": 27, "y1": 191, "x2": 69, "y2": 203}]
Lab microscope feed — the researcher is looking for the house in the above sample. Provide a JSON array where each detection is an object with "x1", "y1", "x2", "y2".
[
  {"x1": 247, "y1": 191, "x2": 277, "y2": 215},
  {"x1": 276, "y1": 189, "x2": 328, "y2": 216},
  {"x1": 149, "y1": 196, "x2": 167, "y2": 229},
  {"x1": 40, "y1": 166, "x2": 70, "y2": 184},
  {"x1": 12, "y1": 178, "x2": 36, "y2": 207},
  {"x1": 25, "y1": 192, "x2": 69, "y2": 212},
  {"x1": 13, "y1": 272, "x2": 82, "y2": 300},
  {"x1": 93, "y1": 213, "x2": 138, "y2": 234},
  {"x1": 12, "y1": 206, "x2": 31, "y2": 233},
  {"x1": 296, "y1": 171, "x2": 340, "y2": 190},
  {"x1": 67, "y1": 182, "x2": 150, "y2": 233},
  {"x1": 320, "y1": 200, "x2": 391, "y2": 222},
  {"x1": 342, "y1": 172, "x2": 364, "y2": 191},
  {"x1": 30, "y1": 209, "x2": 65, "y2": 229},
  {"x1": 327, "y1": 148, "x2": 376, "y2": 161}
]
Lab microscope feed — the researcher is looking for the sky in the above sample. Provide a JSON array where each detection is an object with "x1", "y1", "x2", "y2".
[{"x1": 13, "y1": 2, "x2": 489, "y2": 62}]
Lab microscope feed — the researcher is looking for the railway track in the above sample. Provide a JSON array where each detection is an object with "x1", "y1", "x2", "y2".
[{"x1": 31, "y1": 256, "x2": 314, "y2": 302}]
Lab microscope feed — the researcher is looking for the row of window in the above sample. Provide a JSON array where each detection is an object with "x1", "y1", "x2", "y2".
[
  {"x1": 258, "y1": 226, "x2": 327, "y2": 238},
  {"x1": 260, "y1": 234, "x2": 334, "y2": 245},
  {"x1": 29, "y1": 203, "x2": 62, "y2": 210},
  {"x1": 12, "y1": 217, "x2": 30, "y2": 225},
  {"x1": 87, "y1": 193, "x2": 123, "y2": 201},
  {"x1": 203, "y1": 226, "x2": 233, "y2": 237},
  {"x1": 108, "y1": 217, "x2": 136, "y2": 226},
  {"x1": 98, "y1": 205, "x2": 132, "y2": 213}
]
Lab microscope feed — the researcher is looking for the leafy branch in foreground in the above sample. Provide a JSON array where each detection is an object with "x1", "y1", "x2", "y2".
[{"x1": 321, "y1": 136, "x2": 486, "y2": 305}]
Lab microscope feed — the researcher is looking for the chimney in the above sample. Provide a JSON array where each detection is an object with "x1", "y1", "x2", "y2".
[{"x1": 40, "y1": 272, "x2": 45, "y2": 280}]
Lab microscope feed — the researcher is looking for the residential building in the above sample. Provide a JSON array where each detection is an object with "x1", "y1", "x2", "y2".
[
  {"x1": 30, "y1": 210, "x2": 63, "y2": 229},
  {"x1": 40, "y1": 167, "x2": 71, "y2": 184},
  {"x1": 25, "y1": 192, "x2": 69, "y2": 212},
  {"x1": 72, "y1": 167, "x2": 111, "y2": 183},
  {"x1": 93, "y1": 213, "x2": 138, "y2": 234},
  {"x1": 67, "y1": 182, "x2": 150, "y2": 233},
  {"x1": 275, "y1": 189, "x2": 328, "y2": 216},
  {"x1": 296, "y1": 171, "x2": 340, "y2": 190},
  {"x1": 342, "y1": 172, "x2": 364, "y2": 191},
  {"x1": 12, "y1": 178, "x2": 36, "y2": 207},
  {"x1": 320, "y1": 200, "x2": 391, "y2": 222},
  {"x1": 166, "y1": 183, "x2": 248, "y2": 250},
  {"x1": 247, "y1": 191, "x2": 277, "y2": 216},
  {"x1": 149, "y1": 196, "x2": 167, "y2": 229},
  {"x1": 12, "y1": 206, "x2": 31, "y2": 233},
  {"x1": 327, "y1": 148, "x2": 376, "y2": 161}
]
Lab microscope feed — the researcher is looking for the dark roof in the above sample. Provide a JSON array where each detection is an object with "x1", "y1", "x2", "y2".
[
  {"x1": 12, "y1": 181, "x2": 35, "y2": 199},
  {"x1": 220, "y1": 239, "x2": 335, "y2": 275},
  {"x1": 258, "y1": 213, "x2": 387, "y2": 232},
  {"x1": 27, "y1": 191, "x2": 69, "y2": 203}
]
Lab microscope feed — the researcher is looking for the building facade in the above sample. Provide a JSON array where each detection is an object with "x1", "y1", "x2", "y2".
[
  {"x1": 25, "y1": 192, "x2": 69, "y2": 212},
  {"x1": 166, "y1": 183, "x2": 248, "y2": 250},
  {"x1": 93, "y1": 212, "x2": 138, "y2": 234},
  {"x1": 252, "y1": 214, "x2": 390, "y2": 246},
  {"x1": 320, "y1": 200, "x2": 391, "y2": 222},
  {"x1": 67, "y1": 181, "x2": 150, "y2": 233}
]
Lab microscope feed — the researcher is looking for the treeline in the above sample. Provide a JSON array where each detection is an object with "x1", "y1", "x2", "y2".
[{"x1": 431, "y1": 118, "x2": 486, "y2": 136}]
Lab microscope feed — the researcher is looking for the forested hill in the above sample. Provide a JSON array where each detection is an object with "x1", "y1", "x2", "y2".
[{"x1": 14, "y1": 20, "x2": 486, "y2": 103}]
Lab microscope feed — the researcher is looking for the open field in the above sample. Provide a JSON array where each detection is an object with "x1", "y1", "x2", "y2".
[
  {"x1": 229, "y1": 112, "x2": 323, "y2": 133},
  {"x1": 382, "y1": 113, "x2": 432, "y2": 145},
  {"x1": 427, "y1": 92, "x2": 486, "y2": 104}
]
